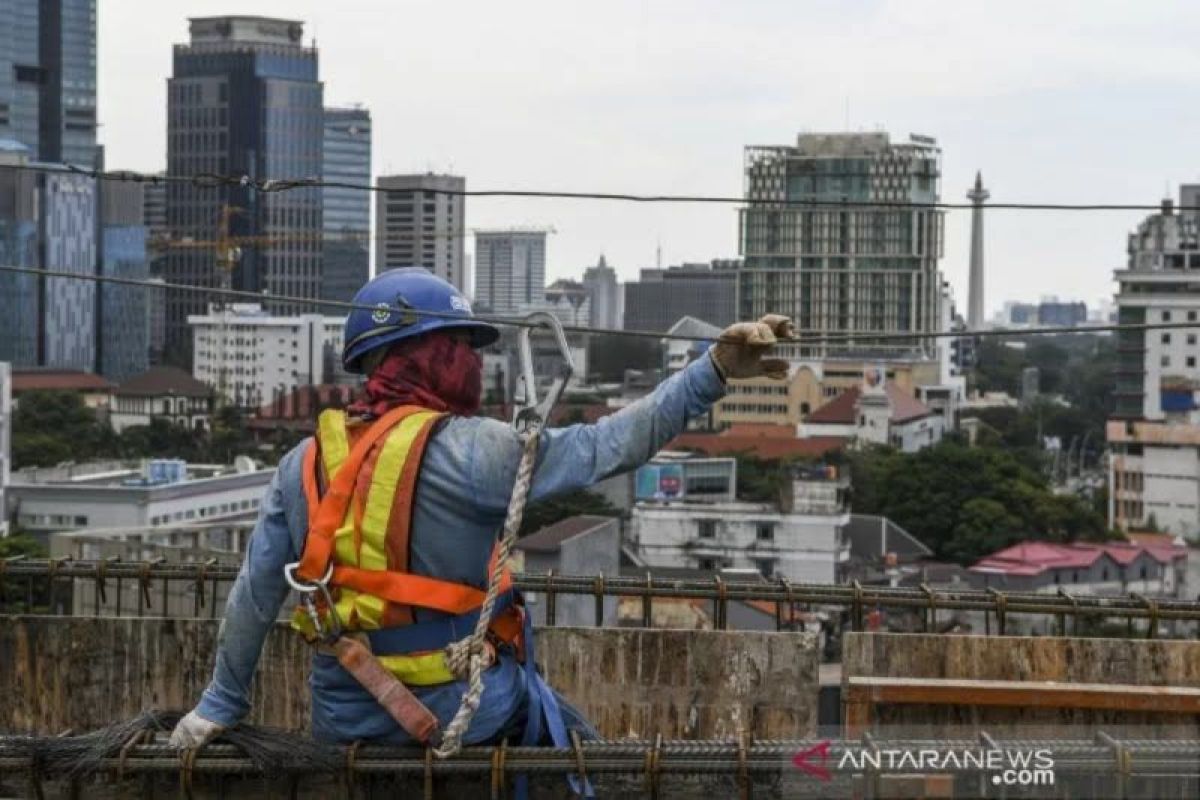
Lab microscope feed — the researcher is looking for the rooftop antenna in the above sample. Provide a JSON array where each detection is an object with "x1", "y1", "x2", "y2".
[{"x1": 656, "y1": 238, "x2": 662, "y2": 269}]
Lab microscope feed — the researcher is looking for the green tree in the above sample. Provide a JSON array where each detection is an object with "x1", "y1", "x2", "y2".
[
  {"x1": 11, "y1": 391, "x2": 116, "y2": 468},
  {"x1": 847, "y1": 441, "x2": 1110, "y2": 564}
]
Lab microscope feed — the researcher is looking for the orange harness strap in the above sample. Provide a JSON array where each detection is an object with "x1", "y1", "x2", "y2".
[{"x1": 296, "y1": 405, "x2": 425, "y2": 583}]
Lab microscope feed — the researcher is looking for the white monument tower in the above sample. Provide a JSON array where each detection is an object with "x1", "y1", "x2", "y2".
[{"x1": 967, "y1": 172, "x2": 989, "y2": 328}]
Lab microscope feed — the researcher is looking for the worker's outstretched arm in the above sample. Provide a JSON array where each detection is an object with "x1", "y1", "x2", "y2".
[
  {"x1": 467, "y1": 316, "x2": 793, "y2": 511},
  {"x1": 171, "y1": 445, "x2": 307, "y2": 746}
]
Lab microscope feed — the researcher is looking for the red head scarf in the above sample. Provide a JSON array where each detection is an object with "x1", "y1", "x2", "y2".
[{"x1": 347, "y1": 331, "x2": 483, "y2": 418}]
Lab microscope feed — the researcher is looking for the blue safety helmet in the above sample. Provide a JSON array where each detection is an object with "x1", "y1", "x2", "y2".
[{"x1": 342, "y1": 267, "x2": 500, "y2": 373}]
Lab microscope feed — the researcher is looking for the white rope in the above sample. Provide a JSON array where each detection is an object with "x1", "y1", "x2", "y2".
[{"x1": 434, "y1": 431, "x2": 540, "y2": 758}]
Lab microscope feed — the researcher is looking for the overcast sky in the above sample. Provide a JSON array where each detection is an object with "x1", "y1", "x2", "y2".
[{"x1": 98, "y1": 1, "x2": 1200, "y2": 316}]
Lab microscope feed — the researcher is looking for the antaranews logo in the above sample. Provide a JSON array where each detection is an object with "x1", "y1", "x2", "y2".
[{"x1": 792, "y1": 742, "x2": 1055, "y2": 788}]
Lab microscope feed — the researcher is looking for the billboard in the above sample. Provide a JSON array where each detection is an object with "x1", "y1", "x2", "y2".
[{"x1": 635, "y1": 463, "x2": 686, "y2": 501}]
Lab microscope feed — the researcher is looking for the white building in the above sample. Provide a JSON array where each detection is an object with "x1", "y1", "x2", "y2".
[
  {"x1": 110, "y1": 367, "x2": 214, "y2": 433},
  {"x1": 189, "y1": 304, "x2": 346, "y2": 408},
  {"x1": 799, "y1": 375, "x2": 945, "y2": 453},
  {"x1": 582, "y1": 256, "x2": 622, "y2": 330},
  {"x1": 376, "y1": 174, "x2": 466, "y2": 291},
  {"x1": 0, "y1": 362, "x2": 9, "y2": 537},
  {"x1": 662, "y1": 317, "x2": 721, "y2": 377},
  {"x1": 8, "y1": 458, "x2": 272, "y2": 541},
  {"x1": 474, "y1": 229, "x2": 548, "y2": 314},
  {"x1": 1109, "y1": 190, "x2": 1200, "y2": 537},
  {"x1": 629, "y1": 468, "x2": 851, "y2": 583}
]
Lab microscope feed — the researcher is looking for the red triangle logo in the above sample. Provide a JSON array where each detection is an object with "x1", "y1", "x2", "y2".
[{"x1": 792, "y1": 740, "x2": 832, "y2": 782}]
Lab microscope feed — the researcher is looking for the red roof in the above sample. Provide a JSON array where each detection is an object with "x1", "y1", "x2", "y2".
[
  {"x1": 667, "y1": 432, "x2": 847, "y2": 460},
  {"x1": 117, "y1": 367, "x2": 211, "y2": 398},
  {"x1": 724, "y1": 423, "x2": 795, "y2": 438},
  {"x1": 806, "y1": 382, "x2": 933, "y2": 425},
  {"x1": 970, "y1": 540, "x2": 1186, "y2": 577},
  {"x1": 11, "y1": 370, "x2": 115, "y2": 393}
]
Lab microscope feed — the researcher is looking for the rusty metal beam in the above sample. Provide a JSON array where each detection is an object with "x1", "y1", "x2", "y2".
[{"x1": 844, "y1": 676, "x2": 1200, "y2": 737}]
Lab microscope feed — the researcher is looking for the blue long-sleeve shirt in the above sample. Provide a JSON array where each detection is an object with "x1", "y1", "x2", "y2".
[{"x1": 195, "y1": 353, "x2": 726, "y2": 743}]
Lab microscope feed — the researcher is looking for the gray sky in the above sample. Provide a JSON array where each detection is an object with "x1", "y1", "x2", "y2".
[{"x1": 98, "y1": 0, "x2": 1200, "y2": 316}]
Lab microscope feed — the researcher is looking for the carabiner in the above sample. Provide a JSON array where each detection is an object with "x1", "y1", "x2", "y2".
[
  {"x1": 284, "y1": 562, "x2": 342, "y2": 643},
  {"x1": 513, "y1": 311, "x2": 575, "y2": 434}
]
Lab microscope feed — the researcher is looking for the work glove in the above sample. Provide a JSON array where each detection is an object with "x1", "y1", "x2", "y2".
[
  {"x1": 709, "y1": 314, "x2": 794, "y2": 381},
  {"x1": 168, "y1": 709, "x2": 225, "y2": 749}
]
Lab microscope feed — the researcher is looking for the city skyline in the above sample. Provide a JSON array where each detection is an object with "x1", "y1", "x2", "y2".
[{"x1": 92, "y1": 1, "x2": 1200, "y2": 311}]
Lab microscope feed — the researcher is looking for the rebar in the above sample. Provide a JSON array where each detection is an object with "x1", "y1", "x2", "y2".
[{"x1": 5, "y1": 558, "x2": 1200, "y2": 631}]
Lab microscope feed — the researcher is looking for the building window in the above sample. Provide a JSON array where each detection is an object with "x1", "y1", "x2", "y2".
[
  {"x1": 1164, "y1": 311, "x2": 1173, "y2": 322},
  {"x1": 755, "y1": 559, "x2": 775, "y2": 578},
  {"x1": 1189, "y1": 335, "x2": 1197, "y2": 345},
  {"x1": 697, "y1": 520, "x2": 716, "y2": 539},
  {"x1": 1140, "y1": 565, "x2": 1148, "y2": 580},
  {"x1": 1162, "y1": 355, "x2": 1171, "y2": 368},
  {"x1": 1163, "y1": 333, "x2": 1172, "y2": 344},
  {"x1": 756, "y1": 523, "x2": 775, "y2": 541},
  {"x1": 698, "y1": 558, "x2": 716, "y2": 571},
  {"x1": 1189, "y1": 357, "x2": 1196, "y2": 368},
  {"x1": 1190, "y1": 311, "x2": 1197, "y2": 322}
]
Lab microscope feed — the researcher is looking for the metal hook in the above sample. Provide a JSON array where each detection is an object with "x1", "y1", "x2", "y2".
[{"x1": 513, "y1": 311, "x2": 575, "y2": 433}]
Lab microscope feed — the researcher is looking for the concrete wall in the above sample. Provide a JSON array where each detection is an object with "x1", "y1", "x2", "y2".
[
  {"x1": 0, "y1": 617, "x2": 819, "y2": 741},
  {"x1": 843, "y1": 632, "x2": 1200, "y2": 733}
]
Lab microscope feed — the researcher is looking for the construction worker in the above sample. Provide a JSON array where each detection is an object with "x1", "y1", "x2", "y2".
[{"x1": 169, "y1": 267, "x2": 792, "y2": 751}]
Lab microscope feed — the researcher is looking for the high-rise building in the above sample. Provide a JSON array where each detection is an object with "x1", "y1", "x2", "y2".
[
  {"x1": 322, "y1": 106, "x2": 371, "y2": 302},
  {"x1": 966, "y1": 172, "x2": 988, "y2": 329},
  {"x1": 1108, "y1": 190, "x2": 1200, "y2": 538},
  {"x1": 0, "y1": 141, "x2": 97, "y2": 371},
  {"x1": 142, "y1": 177, "x2": 167, "y2": 276},
  {"x1": 739, "y1": 132, "x2": 944, "y2": 358},
  {"x1": 623, "y1": 261, "x2": 738, "y2": 332},
  {"x1": 0, "y1": 0, "x2": 97, "y2": 165},
  {"x1": 473, "y1": 228, "x2": 547, "y2": 314},
  {"x1": 98, "y1": 180, "x2": 149, "y2": 382},
  {"x1": 376, "y1": 174, "x2": 465, "y2": 290},
  {"x1": 144, "y1": 276, "x2": 167, "y2": 365},
  {"x1": 164, "y1": 17, "x2": 323, "y2": 366},
  {"x1": 582, "y1": 255, "x2": 621, "y2": 329}
]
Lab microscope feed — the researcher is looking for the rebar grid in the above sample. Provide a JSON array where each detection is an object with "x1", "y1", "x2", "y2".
[{"x1": 2, "y1": 557, "x2": 1197, "y2": 635}]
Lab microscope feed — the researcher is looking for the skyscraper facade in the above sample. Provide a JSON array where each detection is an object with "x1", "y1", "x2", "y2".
[
  {"x1": 376, "y1": 174, "x2": 465, "y2": 290},
  {"x1": 322, "y1": 105, "x2": 370, "y2": 302},
  {"x1": 739, "y1": 132, "x2": 944, "y2": 357},
  {"x1": 623, "y1": 261, "x2": 738, "y2": 332},
  {"x1": 582, "y1": 255, "x2": 621, "y2": 329},
  {"x1": 0, "y1": 143, "x2": 40, "y2": 367},
  {"x1": 473, "y1": 229, "x2": 546, "y2": 314},
  {"x1": 164, "y1": 16, "x2": 323, "y2": 365},
  {"x1": 0, "y1": 0, "x2": 97, "y2": 165},
  {"x1": 40, "y1": 168, "x2": 96, "y2": 370},
  {"x1": 99, "y1": 180, "x2": 149, "y2": 382}
]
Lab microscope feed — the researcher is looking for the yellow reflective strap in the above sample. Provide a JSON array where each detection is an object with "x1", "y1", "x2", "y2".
[
  {"x1": 378, "y1": 652, "x2": 457, "y2": 687},
  {"x1": 316, "y1": 410, "x2": 350, "y2": 476},
  {"x1": 353, "y1": 411, "x2": 439, "y2": 629}
]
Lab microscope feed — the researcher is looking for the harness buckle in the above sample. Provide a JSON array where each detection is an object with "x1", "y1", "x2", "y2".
[{"x1": 284, "y1": 561, "x2": 342, "y2": 644}]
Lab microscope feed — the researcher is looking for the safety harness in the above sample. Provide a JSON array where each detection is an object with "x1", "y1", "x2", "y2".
[{"x1": 283, "y1": 311, "x2": 592, "y2": 797}]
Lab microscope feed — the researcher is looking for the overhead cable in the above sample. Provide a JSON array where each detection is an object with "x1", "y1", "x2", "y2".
[
  {"x1": 0, "y1": 263, "x2": 1186, "y2": 346},
  {"x1": 3, "y1": 162, "x2": 1193, "y2": 213}
]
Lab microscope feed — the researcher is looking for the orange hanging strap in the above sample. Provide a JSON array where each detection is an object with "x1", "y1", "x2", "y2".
[{"x1": 296, "y1": 405, "x2": 427, "y2": 583}]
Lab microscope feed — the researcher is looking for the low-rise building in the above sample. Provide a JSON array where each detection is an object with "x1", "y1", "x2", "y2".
[
  {"x1": 799, "y1": 376, "x2": 944, "y2": 453},
  {"x1": 246, "y1": 384, "x2": 357, "y2": 441},
  {"x1": 9, "y1": 369, "x2": 115, "y2": 412},
  {"x1": 514, "y1": 515, "x2": 621, "y2": 627},
  {"x1": 110, "y1": 367, "x2": 214, "y2": 433},
  {"x1": 968, "y1": 540, "x2": 1187, "y2": 597},
  {"x1": 1108, "y1": 419, "x2": 1200, "y2": 538},
  {"x1": 629, "y1": 466, "x2": 851, "y2": 582},
  {"x1": 8, "y1": 458, "x2": 272, "y2": 545},
  {"x1": 189, "y1": 304, "x2": 348, "y2": 408}
]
